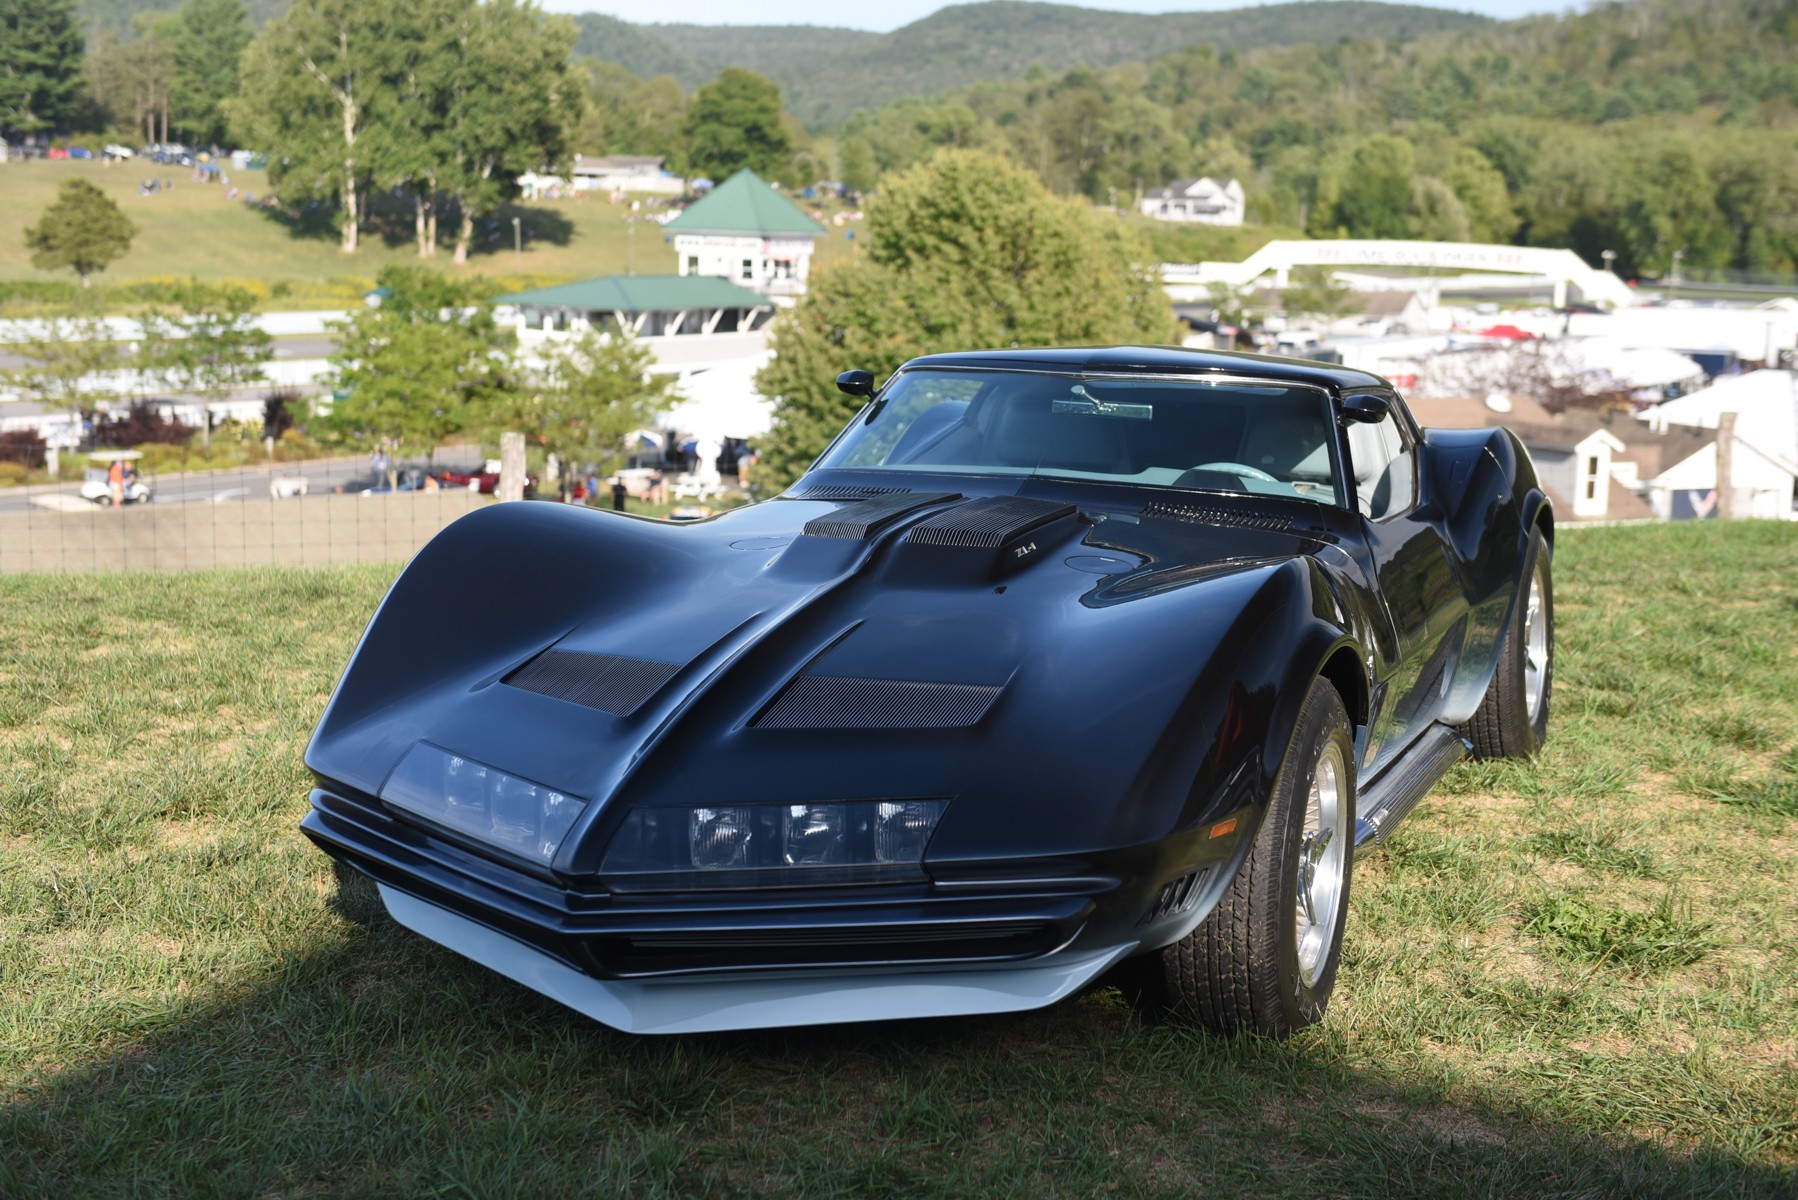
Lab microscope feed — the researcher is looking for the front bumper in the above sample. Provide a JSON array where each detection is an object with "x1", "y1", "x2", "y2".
[
  {"x1": 304, "y1": 783, "x2": 1239, "y2": 1034},
  {"x1": 379, "y1": 883, "x2": 1134, "y2": 1034}
]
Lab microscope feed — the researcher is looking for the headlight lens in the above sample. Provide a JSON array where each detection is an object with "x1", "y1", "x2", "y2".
[
  {"x1": 600, "y1": 799, "x2": 948, "y2": 892},
  {"x1": 381, "y1": 743, "x2": 587, "y2": 867}
]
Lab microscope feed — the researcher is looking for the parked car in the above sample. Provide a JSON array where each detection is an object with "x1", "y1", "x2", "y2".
[
  {"x1": 102, "y1": 144, "x2": 135, "y2": 160},
  {"x1": 337, "y1": 465, "x2": 433, "y2": 495},
  {"x1": 303, "y1": 345, "x2": 1554, "y2": 1037},
  {"x1": 435, "y1": 458, "x2": 536, "y2": 494},
  {"x1": 79, "y1": 450, "x2": 152, "y2": 505},
  {"x1": 66, "y1": 146, "x2": 92, "y2": 159}
]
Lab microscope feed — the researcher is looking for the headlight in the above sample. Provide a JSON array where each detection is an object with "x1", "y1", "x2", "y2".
[
  {"x1": 381, "y1": 743, "x2": 587, "y2": 867},
  {"x1": 599, "y1": 799, "x2": 948, "y2": 892}
]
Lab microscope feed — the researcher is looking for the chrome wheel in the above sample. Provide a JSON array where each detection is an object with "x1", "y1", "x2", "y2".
[
  {"x1": 1294, "y1": 741, "x2": 1349, "y2": 988},
  {"x1": 1523, "y1": 561, "x2": 1549, "y2": 723}
]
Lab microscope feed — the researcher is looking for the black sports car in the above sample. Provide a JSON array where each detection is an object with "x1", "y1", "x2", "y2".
[{"x1": 302, "y1": 346, "x2": 1554, "y2": 1036}]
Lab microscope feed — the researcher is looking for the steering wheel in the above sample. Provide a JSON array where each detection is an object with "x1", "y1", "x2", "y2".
[{"x1": 1190, "y1": 461, "x2": 1278, "y2": 482}]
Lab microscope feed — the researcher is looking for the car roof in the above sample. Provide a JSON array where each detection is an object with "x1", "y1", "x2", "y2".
[
  {"x1": 895, "y1": 345, "x2": 1392, "y2": 392},
  {"x1": 87, "y1": 450, "x2": 143, "y2": 461}
]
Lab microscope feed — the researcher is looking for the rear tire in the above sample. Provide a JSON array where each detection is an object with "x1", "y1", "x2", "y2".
[
  {"x1": 1150, "y1": 677, "x2": 1356, "y2": 1038},
  {"x1": 1462, "y1": 527, "x2": 1553, "y2": 759}
]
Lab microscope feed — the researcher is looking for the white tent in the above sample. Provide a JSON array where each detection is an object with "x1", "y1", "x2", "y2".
[{"x1": 1645, "y1": 369, "x2": 1798, "y2": 469}]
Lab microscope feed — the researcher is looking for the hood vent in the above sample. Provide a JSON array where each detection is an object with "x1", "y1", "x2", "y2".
[
  {"x1": 1142, "y1": 501, "x2": 1294, "y2": 532},
  {"x1": 802, "y1": 491, "x2": 961, "y2": 540},
  {"x1": 905, "y1": 496, "x2": 1078, "y2": 549},
  {"x1": 755, "y1": 675, "x2": 1003, "y2": 730},
  {"x1": 784, "y1": 484, "x2": 909, "y2": 500},
  {"x1": 505, "y1": 650, "x2": 682, "y2": 716}
]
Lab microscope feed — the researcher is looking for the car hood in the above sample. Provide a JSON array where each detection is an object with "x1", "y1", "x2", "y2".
[{"x1": 306, "y1": 484, "x2": 1351, "y2": 871}]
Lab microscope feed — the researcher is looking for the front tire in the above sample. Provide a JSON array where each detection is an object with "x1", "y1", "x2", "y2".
[
  {"x1": 1152, "y1": 677, "x2": 1356, "y2": 1038},
  {"x1": 1462, "y1": 526, "x2": 1553, "y2": 759}
]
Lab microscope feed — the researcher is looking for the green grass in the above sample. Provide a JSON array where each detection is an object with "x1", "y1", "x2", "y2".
[
  {"x1": 0, "y1": 160, "x2": 867, "y2": 308},
  {"x1": 3, "y1": 522, "x2": 1797, "y2": 1196}
]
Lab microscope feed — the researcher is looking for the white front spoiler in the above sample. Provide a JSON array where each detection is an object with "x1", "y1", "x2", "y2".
[{"x1": 379, "y1": 884, "x2": 1134, "y2": 1035}]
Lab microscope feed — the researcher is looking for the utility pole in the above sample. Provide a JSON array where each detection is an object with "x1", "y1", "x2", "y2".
[{"x1": 512, "y1": 216, "x2": 521, "y2": 265}]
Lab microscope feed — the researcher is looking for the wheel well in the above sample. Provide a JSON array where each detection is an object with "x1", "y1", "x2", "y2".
[
  {"x1": 1535, "y1": 506, "x2": 1554, "y2": 554},
  {"x1": 1318, "y1": 646, "x2": 1368, "y2": 731}
]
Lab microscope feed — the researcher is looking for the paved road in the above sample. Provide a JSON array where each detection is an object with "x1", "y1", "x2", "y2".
[{"x1": 0, "y1": 455, "x2": 411, "y2": 514}]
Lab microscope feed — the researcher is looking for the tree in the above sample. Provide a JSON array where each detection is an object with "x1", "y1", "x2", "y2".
[
  {"x1": 0, "y1": 0, "x2": 84, "y2": 138},
  {"x1": 25, "y1": 179, "x2": 137, "y2": 288},
  {"x1": 480, "y1": 329, "x2": 674, "y2": 474},
  {"x1": 85, "y1": 23, "x2": 178, "y2": 147},
  {"x1": 681, "y1": 68, "x2": 793, "y2": 182},
  {"x1": 2, "y1": 309, "x2": 124, "y2": 451},
  {"x1": 170, "y1": 0, "x2": 252, "y2": 146},
  {"x1": 437, "y1": 0, "x2": 581, "y2": 264},
  {"x1": 1280, "y1": 266, "x2": 1359, "y2": 325},
  {"x1": 1442, "y1": 147, "x2": 1519, "y2": 243},
  {"x1": 755, "y1": 148, "x2": 1179, "y2": 489},
  {"x1": 228, "y1": 0, "x2": 407, "y2": 254},
  {"x1": 1330, "y1": 135, "x2": 1416, "y2": 240},
  {"x1": 140, "y1": 283, "x2": 274, "y2": 447},
  {"x1": 324, "y1": 267, "x2": 514, "y2": 452}
]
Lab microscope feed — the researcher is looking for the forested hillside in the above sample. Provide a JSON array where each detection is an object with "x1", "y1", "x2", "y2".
[
  {"x1": 830, "y1": 0, "x2": 1798, "y2": 276},
  {"x1": 621, "y1": 2, "x2": 1491, "y2": 127}
]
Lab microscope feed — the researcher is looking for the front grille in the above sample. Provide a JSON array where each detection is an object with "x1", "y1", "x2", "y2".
[
  {"x1": 906, "y1": 496, "x2": 1077, "y2": 548},
  {"x1": 588, "y1": 920, "x2": 1059, "y2": 975},
  {"x1": 802, "y1": 491, "x2": 962, "y2": 539},
  {"x1": 505, "y1": 649, "x2": 682, "y2": 715},
  {"x1": 754, "y1": 676, "x2": 1004, "y2": 730},
  {"x1": 1142, "y1": 501, "x2": 1294, "y2": 532}
]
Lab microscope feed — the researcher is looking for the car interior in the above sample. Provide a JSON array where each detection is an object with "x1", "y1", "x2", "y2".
[{"x1": 827, "y1": 371, "x2": 1348, "y2": 507}]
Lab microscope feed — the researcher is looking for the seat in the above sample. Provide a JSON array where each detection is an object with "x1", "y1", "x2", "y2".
[{"x1": 1238, "y1": 403, "x2": 1333, "y2": 482}]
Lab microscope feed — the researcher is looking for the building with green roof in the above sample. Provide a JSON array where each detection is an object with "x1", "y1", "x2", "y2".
[
  {"x1": 497, "y1": 274, "x2": 774, "y2": 342},
  {"x1": 664, "y1": 168, "x2": 826, "y2": 302}
]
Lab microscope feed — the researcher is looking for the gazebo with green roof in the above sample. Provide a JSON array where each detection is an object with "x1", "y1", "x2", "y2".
[
  {"x1": 664, "y1": 168, "x2": 826, "y2": 302},
  {"x1": 496, "y1": 274, "x2": 773, "y2": 341}
]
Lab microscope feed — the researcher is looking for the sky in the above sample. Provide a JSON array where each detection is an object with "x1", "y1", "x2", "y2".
[{"x1": 540, "y1": 0, "x2": 1570, "y2": 31}]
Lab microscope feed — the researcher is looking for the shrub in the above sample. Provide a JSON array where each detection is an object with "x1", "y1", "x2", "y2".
[
  {"x1": 0, "y1": 428, "x2": 49, "y2": 469},
  {"x1": 0, "y1": 461, "x2": 29, "y2": 484},
  {"x1": 262, "y1": 389, "x2": 301, "y2": 441},
  {"x1": 93, "y1": 402, "x2": 196, "y2": 448}
]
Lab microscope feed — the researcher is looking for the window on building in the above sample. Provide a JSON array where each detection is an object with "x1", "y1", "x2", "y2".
[
  {"x1": 685, "y1": 255, "x2": 699, "y2": 275},
  {"x1": 741, "y1": 259, "x2": 754, "y2": 280},
  {"x1": 1585, "y1": 453, "x2": 1601, "y2": 501}
]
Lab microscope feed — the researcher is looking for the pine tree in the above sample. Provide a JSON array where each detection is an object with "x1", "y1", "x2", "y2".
[{"x1": 24, "y1": 180, "x2": 138, "y2": 288}]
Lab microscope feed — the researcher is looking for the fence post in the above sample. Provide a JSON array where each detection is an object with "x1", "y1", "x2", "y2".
[
  {"x1": 497, "y1": 431, "x2": 526, "y2": 503},
  {"x1": 1715, "y1": 411, "x2": 1736, "y2": 520}
]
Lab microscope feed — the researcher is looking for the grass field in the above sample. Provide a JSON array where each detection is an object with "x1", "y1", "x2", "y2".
[
  {"x1": 1, "y1": 521, "x2": 1795, "y2": 1197},
  {"x1": 0, "y1": 160, "x2": 865, "y2": 306}
]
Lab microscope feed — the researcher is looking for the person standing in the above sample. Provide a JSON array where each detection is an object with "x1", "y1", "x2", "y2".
[
  {"x1": 611, "y1": 478, "x2": 628, "y2": 512},
  {"x1": 107, "y1": 457, "x2": 125, "y2": 508}
]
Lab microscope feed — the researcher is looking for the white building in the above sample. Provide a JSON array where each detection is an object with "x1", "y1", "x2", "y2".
[
  {"x1": 664, "y1": 168, "x2": 826, "y2": 301},
  {"x1": 1140, "y1": 178, "x2": 1245, "y2": 226}
]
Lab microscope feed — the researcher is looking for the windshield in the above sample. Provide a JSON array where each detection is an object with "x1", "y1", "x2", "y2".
[{"x1": 814, "y1": 368, "x2": 1345, "y2": 506}]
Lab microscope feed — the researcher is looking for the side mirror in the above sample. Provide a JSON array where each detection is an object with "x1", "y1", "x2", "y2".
[
  {"x1": 836, "y1": 369, "x2": 875, "y2": 398},
  {"x1": 1340, "y1": 393, "x2": 1390, "y2": 424}
]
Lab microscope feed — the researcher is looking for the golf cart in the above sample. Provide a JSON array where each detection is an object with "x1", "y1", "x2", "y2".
[{"x1": 81, "y1": 450, "x2": 154, "y2": 505}]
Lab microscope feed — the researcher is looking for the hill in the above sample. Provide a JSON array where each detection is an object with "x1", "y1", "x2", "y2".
[
  {"x1": 597, "y1": 2, "x2": 1493, "y2": 127},
  {"x1": 80, "y1": 0, "x2": 1491, "y2": 128}
]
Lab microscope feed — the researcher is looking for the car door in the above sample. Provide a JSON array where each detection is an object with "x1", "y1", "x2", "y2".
[{"x1": 1344, "y1": 395, "x2": 1468, "y2": 775}]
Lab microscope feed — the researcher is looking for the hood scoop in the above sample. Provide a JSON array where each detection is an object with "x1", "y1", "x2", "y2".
[
  {"x1": 754, "y1": 675, "x2": 1004, "y2": 730},
  {"x1": 505, "y1": 649, "x2": 683, "y2": 716},
  {"x1": 905, "y1": 496, "x2": 1078, "y2": 548},
  {"x1": 802, "y1": 491, "x2": 962, "y2": 540},
  {"x1": 784, "y1": 483, "x2": 909, "y2": 500}
]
